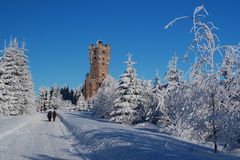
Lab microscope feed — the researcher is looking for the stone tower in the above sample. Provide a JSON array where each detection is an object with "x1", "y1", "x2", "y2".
[{"x1": 82, "y1": 40, "x2": 110, "y2": 99}]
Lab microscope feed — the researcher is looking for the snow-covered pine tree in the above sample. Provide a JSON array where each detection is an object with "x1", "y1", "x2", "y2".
[
  {"x1": 0, "y1": 39, "x2": 23, "y2": 115},
  {"x1": 146, "y1": 71, "x2": 163, "y2": 124},
  {"x1": 0, "y1": 66, "x2": 7, "y2": 115},
  {"x1": 36, "y1": 87, "x2": 49, "y2": 112},
  {"x1": 60, "y1": 86, "x2": 70, "y2": 101},
  {"x1": 152, "y1": 71, "x2": 162, "y2": 94},
  {"x1": 156, "y1": 55, "x2": 181, "y2": 128},
  {"x1": 139, "y1": 79, "x2": 152, "y2": 118},
  {"x1": 17, "y1": 40, "x2": 35, "y2": 113},
  {"x1": 0, "y1": 38, "x2": 34, "y2": 115},
  {"x1": 73, "y1": 87, "x2": 83, "y2": 105},
  {"x1": 92, "y1": 75, "x2": 118, "y2": 118},
  {"x1": 76, "y1": 92, "x2": 87, "y2": 111},
  {"x1": 110, "y1": 53, "x2": 143, "y2": 124},
  {"x1": 49, "y1": 85, "x2": 62, "y2": 110},
  {"x1": 165, "y1": 55, "x2": 180, "y2": 90}
]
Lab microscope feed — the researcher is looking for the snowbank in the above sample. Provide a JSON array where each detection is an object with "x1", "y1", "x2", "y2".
[{"x1": 58, "y1": 111, "x2": 239, "y2": 160}]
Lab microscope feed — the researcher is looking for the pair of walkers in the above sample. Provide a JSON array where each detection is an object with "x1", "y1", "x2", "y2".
[{"x1": 47, "y1": 110, "x2": 57, "y2": 122}]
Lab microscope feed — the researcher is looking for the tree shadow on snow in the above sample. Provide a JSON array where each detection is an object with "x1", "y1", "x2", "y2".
[
  {"x1": 134, "y1": 126, "x2": 160, "y2": 133},
  {"x1": 65, "y1": 112, "x2": 108, "y2": 123},
  {"x1": 22, "y1": 154, "x2": 71, "y2": 160},
  {"x1": 56, "y1": 112, "x2": 240, "y2": 160},
  {"x1": 62, "y1": 127, "x2": 239, "y2": 160}
]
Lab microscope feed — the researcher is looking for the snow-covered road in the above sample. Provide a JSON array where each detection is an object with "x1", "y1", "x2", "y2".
[{"x1": 0, "y1": 113, "x2": 81, "y2": 160}]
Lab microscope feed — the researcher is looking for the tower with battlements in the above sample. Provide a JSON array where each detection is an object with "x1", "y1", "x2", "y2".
[{"x1": 82, "y1": 40, "x2": 110, "y2": 99}]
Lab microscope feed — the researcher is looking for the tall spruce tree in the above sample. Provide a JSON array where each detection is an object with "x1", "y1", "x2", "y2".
[
  {"x1": 0, "y1": 38, "x2": 34, "y2": 115},
  {"x1": 110, "y1": 53, "x2": 143, "y2": 124}
]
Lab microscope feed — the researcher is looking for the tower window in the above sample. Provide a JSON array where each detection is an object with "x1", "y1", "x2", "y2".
[
  {"x1": 94, "y1": 50, "x2": 97, "y2": 59},
  {"x1": 102, "y1": 62, "x2": 105, "y2": 66},
  {"x1": 102, "y1": 73, "x2": 105, "y2": 77}
]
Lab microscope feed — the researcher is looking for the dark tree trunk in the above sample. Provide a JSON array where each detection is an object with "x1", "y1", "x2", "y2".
[{"x1": 212, "y1": 93, "x2": 217, "y2": 153}]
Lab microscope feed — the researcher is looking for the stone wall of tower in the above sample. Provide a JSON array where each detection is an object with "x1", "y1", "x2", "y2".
[{"x1": 82, "y1": 41, "x2": 110, "y2": 99}]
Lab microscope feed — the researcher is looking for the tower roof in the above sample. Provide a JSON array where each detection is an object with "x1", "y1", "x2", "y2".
[{"x1": 96, "y1": 40, "x2": 102, "y2": 44}]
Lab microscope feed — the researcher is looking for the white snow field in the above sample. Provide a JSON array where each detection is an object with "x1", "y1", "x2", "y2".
[{"x1": 0, "y1": 111, "x2": 239, "y2": 160}]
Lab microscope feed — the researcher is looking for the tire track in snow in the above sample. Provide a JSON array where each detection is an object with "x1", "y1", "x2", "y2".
[
  {"x1": 58, "y1": 119, "x2": 79, "y2": 154},
  {"x1": 0, "y1": 114, "x2": 40, "y2": 140}
]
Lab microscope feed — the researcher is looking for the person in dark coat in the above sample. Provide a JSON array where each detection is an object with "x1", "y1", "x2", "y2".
[
  {"x1": 47, "y1": 110, "x2": 52, "y2": 121},
  {"x1": 52, "y1": 110, "x2": 57, "y2": 122}
]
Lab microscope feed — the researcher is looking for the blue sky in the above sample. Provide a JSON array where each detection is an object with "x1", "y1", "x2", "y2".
[{"x1": 0, "y1": 0, "x2": 239, "y2": 92}]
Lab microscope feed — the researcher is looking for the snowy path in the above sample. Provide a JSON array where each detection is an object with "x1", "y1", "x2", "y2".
[{"x1": 0, "y1": 113, "x2": 81, "y2": 160}]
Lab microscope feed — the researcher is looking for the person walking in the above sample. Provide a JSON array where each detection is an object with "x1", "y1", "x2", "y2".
[
  {"x1": 47, "y1": 110, "x2": 52, "y2": 121},
  {"x1": 53, "y1": 110, "x2": 57, "y2": 122}
]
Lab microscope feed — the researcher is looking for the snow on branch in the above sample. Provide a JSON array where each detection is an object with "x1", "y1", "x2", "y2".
[{"x1": 164, "y1": 16, "x2": 188, "y2": 29}]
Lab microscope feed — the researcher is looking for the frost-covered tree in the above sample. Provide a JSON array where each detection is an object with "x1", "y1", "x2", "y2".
[
  {"x1": 165, "y1": 5, "x2": 240, "y2": 152},
  {"x1": 165, "y1": 55, "x2": 180, "y2": 90},
  {"x1": 49, "y1": 85, "x2": 62, "y2": 110},
  {"x1": 110, "y1": 53, "x2": 143, "y2": 124},
  {"x1": 0, "y1": 39, "x2": 23, "y2": 115},
  {"x1": 159, "y1": 83, "x2": 195, "y2": 138},
  {"x1": 76, "y1": 92, "x2": 87, "y2": 111},
  {"x1": 73, "y1": 87, "x2": 83, "y2": 105},
  {"x1": 0, "y1": 38, "x2": 34, "y2": 115},
  {"x1": 17, "y1": 41, "x2": 35, "y2": 113},
  {"x1": 155, "y1": 56, "x2": 182, "y2": 130},
  {"x1": 37, "y1": 85, "x2": 80, "y2": 111},
  {"x1": 190, "y1": 58, "x2": 203, "y2": 85},
  {"x1": 61, "y1": 100, "x2": 76, "y2": 111},
  {"x1": 217, "y1": 46, "x2": 240, "y2": 150},
  {"x1": 0, "y1": 68, "x2": 7, "y2": 115},
  {"x1": 36, "y1": 87, "x2": 50, "y2": 112},
  {"x1": 92, "y1": 75, "x2": 118, "y2": 118},
  {"x1": 139, "y1": 79, "x2": 153, "y2": 120},
  {"x1": 145, "y1": 72, "x2": 162, "y2": 124}
]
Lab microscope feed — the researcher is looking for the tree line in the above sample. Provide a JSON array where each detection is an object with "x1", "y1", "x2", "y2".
[{"x1": 36, "y1": 85, "x2": 86, "y2": 111}]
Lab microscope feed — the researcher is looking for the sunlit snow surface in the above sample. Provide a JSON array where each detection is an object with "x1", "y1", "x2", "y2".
[
  {"x1": 58, "y1": 111, "x2": 240, "y2": 160},
  {"x1": 0, "y1": 111, "x2": 239, "y2": 160}
]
